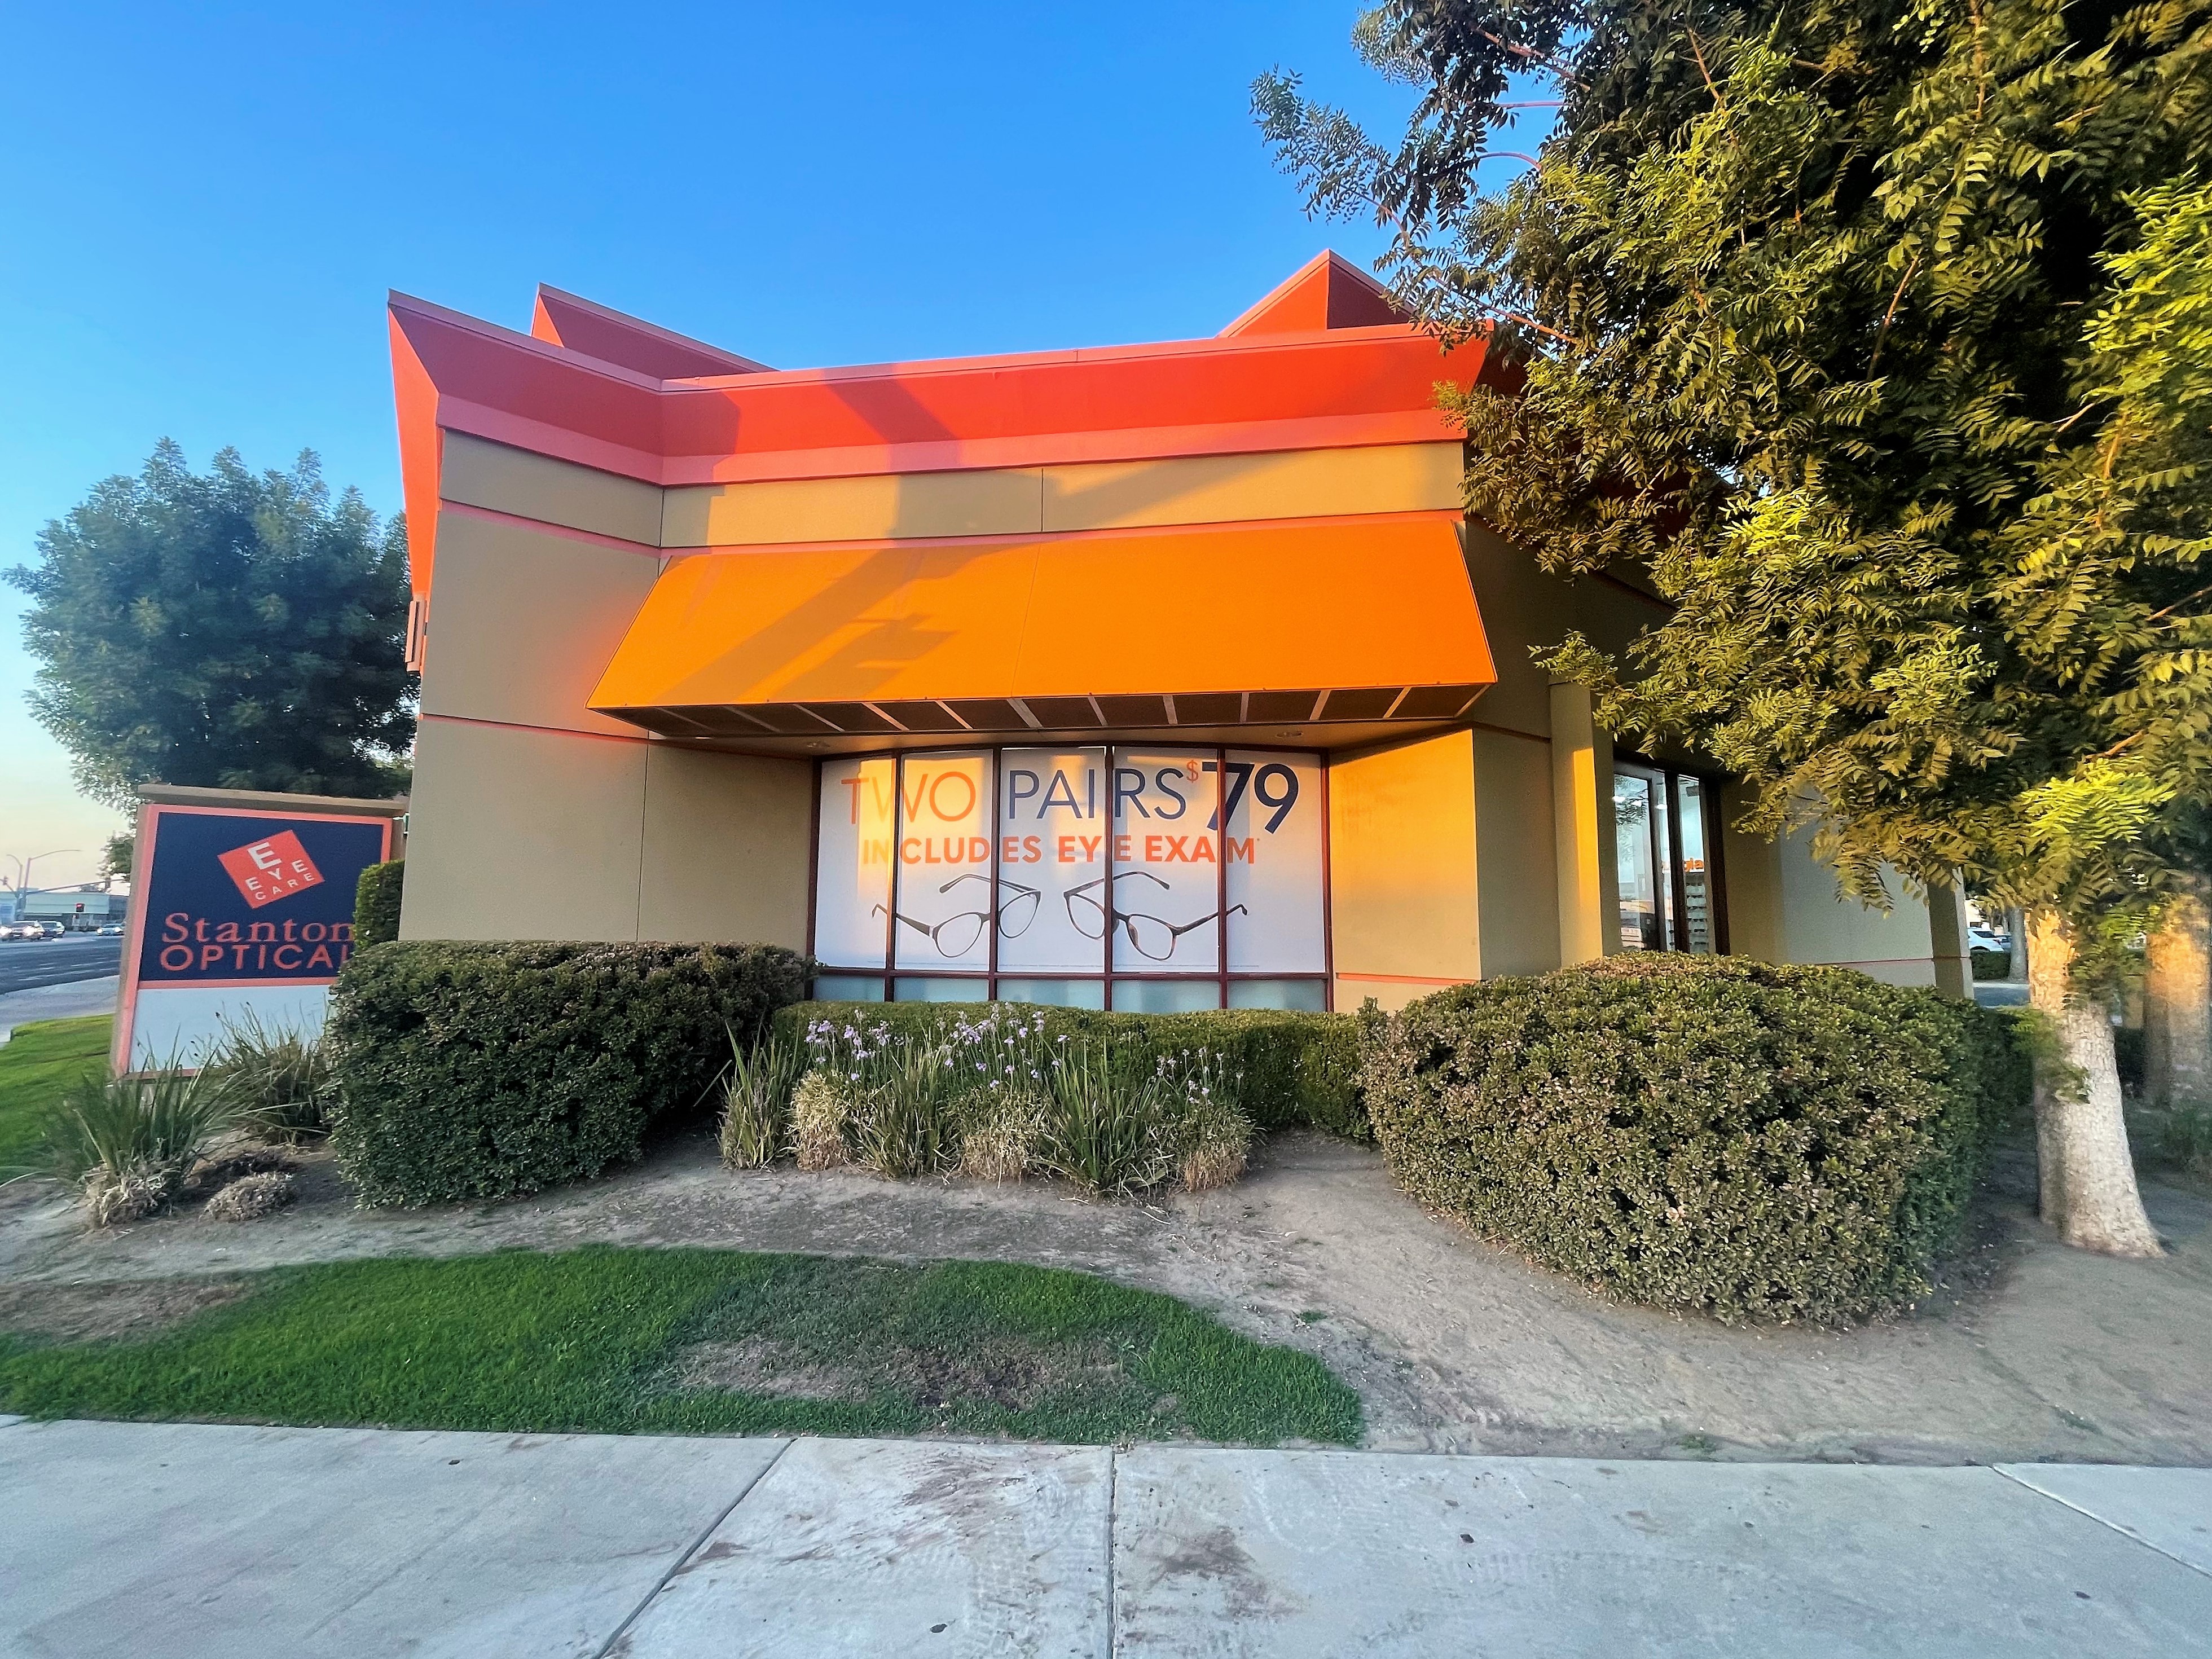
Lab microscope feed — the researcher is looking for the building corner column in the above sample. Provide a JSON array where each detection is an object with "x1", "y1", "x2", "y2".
[
  {"x1": 1550, "y1": 681, "x2": 1613, "y2": 965},
  {"x1": 1927, "y1": 877, "x2": 1972, "y2": 1000}
]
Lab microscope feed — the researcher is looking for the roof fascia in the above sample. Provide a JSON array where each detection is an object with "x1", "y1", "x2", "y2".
[{"x1": 533, "y1": 284, "x2": 773, "y2": 376}]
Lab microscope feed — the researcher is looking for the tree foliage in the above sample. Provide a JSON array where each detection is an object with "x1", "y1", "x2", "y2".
[
  {"x1": 1257, "y1": 0, "x2": 2211, "y2": 950},
  {"x1": 7, "y1": 442, "x2": 416, "y2": 807}
]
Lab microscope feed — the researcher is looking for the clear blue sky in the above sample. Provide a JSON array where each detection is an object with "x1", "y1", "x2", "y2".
[{"x1": 1, "y1": 3, "x2": 1511, "y2": 890}]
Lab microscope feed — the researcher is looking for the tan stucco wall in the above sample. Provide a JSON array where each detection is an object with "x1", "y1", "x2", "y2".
[
  {"x1": 439, "y1": 432, "x2": 663, "y2": 545},
  {"x1": 417, "y1": 509, "x2": 661, "y2": 736},
  {"x1": 1039, "y1": 445, "x2": 1465, "y2": 533},
  {"x1": 1326, "y1": 729, "x2": 1481, "y2": 1010},
  {"x1": 1472, "y1": 727, "x2": 1562, "y2": 977},
  {"x1": 637, "y1": 746, "x2": 813, "y2": 947},
  {"x1": 660, "y1": 444, "x2": 1466, "y2": 547},
  {"x1": 1460, "y1": 522, "x2": 1658, "y2": 740},
  {"x1": 400, "y1": 717, "x2": 649, "y2": 943},
  {"x1": 1730, "y1": 821, "x2": 1941, "y2": 987}
]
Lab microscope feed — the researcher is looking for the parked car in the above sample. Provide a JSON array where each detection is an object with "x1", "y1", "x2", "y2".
[{"x1": 1969, "y1": 924, "x2": 2011, "y2": 954}]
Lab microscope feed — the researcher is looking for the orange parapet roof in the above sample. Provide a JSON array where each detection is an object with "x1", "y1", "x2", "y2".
[
  {"x1": 386, "y1": 252, "x2": 1501, "y2": 606},
  {"x1": 1219, "y1": 250, "x2": 1410, "y2": 336},
  {"x1": 588, "y1": 515, "x2": 1494, "y2": 745}
]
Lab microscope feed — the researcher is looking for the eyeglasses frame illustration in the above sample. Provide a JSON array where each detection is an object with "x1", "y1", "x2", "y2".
[
  {"x1": 1065, "y1": 869, "x2": 1249, "y2": 963},
  {"x1": 871, "y1": 871, "x2": 1043, "y2": 960}
]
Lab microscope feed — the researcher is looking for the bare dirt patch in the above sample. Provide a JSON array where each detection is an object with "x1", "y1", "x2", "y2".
[
  {"x1": 671, "y1": 1334, "x2": 1120, "y2": 1412},
  {"x1": 0, "y1": 1276, "x2": 248, "y2": 1344},
  {"x1": 674, "y1": 1337, "x2": 864, "y2": 1401},
  {"x1": 3, "y1": 1124, "x2": 2208, "y2": 1463}
]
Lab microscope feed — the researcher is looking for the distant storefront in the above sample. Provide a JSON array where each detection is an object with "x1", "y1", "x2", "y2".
[{"x1": 386, "y1": 253, "x2": 1968, "y2": 1007}]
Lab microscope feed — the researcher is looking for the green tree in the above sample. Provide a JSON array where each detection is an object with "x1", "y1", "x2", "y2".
[
  {"x1": 1258, "y1": 0, "x2": 2209, "y2": 1252},
  {"x1": 7, "y1": 442, "x2": 416, "y2": 807}
]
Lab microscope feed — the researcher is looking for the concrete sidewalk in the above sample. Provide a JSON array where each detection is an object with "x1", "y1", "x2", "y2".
[{"x1": 2, "y1": 1418, "x2": 2206, "y2": 1657}]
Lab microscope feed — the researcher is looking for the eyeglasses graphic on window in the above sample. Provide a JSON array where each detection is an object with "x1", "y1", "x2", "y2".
[
  {"x1": 872, "y1": 873, "x2": 1041, "y2": 958},
  {"x1": 1066, "y1": 870, "x2": 1247, "y2": 962}
]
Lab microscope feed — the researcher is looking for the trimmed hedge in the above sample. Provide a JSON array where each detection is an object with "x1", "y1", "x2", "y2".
[
  {"x1": 328, "y1": 941, "x2": 811, "y2": 1206},
  {"x1": 1360, "y1": 955, "x2": 2030, "y2": 1324},
  {"x1": 353, "y1": 860, "x2": 406, "y2": 947},
  {"x1": 1969, "y1": 947, "x2": 2013, "y2": 982},
  {"x1": 773, "y1": 1000, "x2": 1366, "y2": 1138}
]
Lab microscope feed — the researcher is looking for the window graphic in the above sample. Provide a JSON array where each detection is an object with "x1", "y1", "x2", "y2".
[{"x1": 812, "y1": 743, "x2": 1326, "y2": 1006}]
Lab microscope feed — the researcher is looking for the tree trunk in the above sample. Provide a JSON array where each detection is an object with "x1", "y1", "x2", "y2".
[
  {"x1": 2144, "y1": 875, "x2": 2211, "y2": 1110},
  {"x1": 2028, "y1": 909, "x2": 2163, "y2": 1256},
  {"x1": 2006, "y1": 906, "x2": 2029, "y2": 983}
]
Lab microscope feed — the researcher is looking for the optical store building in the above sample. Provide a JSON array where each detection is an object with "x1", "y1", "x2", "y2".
[{"x1": 388, "y1": 253, "x2": 1971, "y2": 1011}]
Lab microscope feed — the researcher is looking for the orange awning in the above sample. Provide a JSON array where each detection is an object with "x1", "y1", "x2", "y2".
[{"x1": 588, "y1": 514, "x2": 1494, "y2": 741}]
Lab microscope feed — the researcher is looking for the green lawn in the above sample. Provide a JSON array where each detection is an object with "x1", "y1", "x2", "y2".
[
  {"x1": 0, "y1": 1246, "x2": 1363, "y2": 1446},
  {"x1": 0, "y1": 1015, "x2": 111, "y2": 1174}
]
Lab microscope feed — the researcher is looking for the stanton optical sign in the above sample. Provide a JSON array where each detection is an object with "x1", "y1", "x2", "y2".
[
  {"x1": 115, "y1": 801, "x2": 397, "y2": 1070},
  {"x1": 813, "y1": 745, "x2": 1324, "y2": 998}
]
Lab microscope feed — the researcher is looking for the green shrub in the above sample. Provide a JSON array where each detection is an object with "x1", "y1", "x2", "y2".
[
  {"x1": 353, "y1": 860, "x2": 405, "y2": 947},
  {"x1": 327, "y1": 941, "x2": 811, "y2": 1206},
  {"x1": 1969, "y1": 947, "x2": 2014, "y2": 981},
  {"x1": 773, "y1": 998, "x2": 1366, "y2": 1138},
  {"x1": 1360, "y1": 955, "x2": 2029, "y2": 1326}
]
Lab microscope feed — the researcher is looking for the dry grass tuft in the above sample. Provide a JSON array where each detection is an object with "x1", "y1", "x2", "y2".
[
  {"x1": 959, "y1": 1092, "x2": 1044, "y2": 1182},
  {"x1": 204, "y1": 1171, "x2": 298, "y2": 1222},
  {"x1": 81, "y1": 1166, "x2": 173, "y2": 1227},
  {"x1": 790, "y1": 1072, "x2": 852, "y2": 1170}
]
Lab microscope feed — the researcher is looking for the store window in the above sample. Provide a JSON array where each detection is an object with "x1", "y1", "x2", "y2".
[
  {"x1": 811, "y1": 745, "x2": 1329, "y2": 1009},
  {"x1": 1612, "y1": 762, "x2": 1727, "y2": 954}
]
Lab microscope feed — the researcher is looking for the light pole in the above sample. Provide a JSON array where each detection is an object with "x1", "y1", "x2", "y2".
[{"x1": 3, "y1": 848, "x2": 78, "y2": 924}]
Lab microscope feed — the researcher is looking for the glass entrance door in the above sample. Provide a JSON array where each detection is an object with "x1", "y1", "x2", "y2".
[{"x1": 1613, "y1": 762, "x2": 1726, "y2": 953}]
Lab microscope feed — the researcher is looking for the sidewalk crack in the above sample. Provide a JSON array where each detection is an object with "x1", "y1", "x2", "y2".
[
  {"x1": 590, "y1": 1437, "x2": 794, "y2": 1658},
  {"x1": 1991, "y1": 1466, "x2": 2212, "y2": 1583}
]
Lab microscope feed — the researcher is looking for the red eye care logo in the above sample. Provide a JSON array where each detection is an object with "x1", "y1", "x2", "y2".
[{"x1": 217, "y1": 831, "x2": 324, "y2": 909}]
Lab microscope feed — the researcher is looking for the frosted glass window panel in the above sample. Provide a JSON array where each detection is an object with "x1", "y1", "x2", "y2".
[
  {"x1": 814, "y1": 756, "x2": 896, "y2": 969},
  {"x1": 1106, "y1": 750, "x2": 1223, "y2": 974},
  {"x1": 891, "y1": 751, "x2": 995, "y2": 972},
  {"x1": 995, "y1": 978, "x2": 1107, "y2": 1009},
  {"x1": 995, "y1": 747, "x2": 1109, "y2": 974},
  {"x1": 1112, "y1": 979, "x2": 1223, "y2": 1013},
  {"x1": 812, "y1": 975, "x2": 886, "y2": 1002},
  {"x1": 1228, "y1": 978, "x2": 1327, "y2": 1011},
  {"x1": 1224, "y1": 749, "x2": 1325, "y2": 974}
]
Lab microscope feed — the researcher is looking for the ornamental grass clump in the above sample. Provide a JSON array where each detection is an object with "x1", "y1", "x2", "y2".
[
  {"x1": 1160, "y1": 1048, "x2": 1252, "y2": 1191},
  {"x1": 853, "y1": 1040, "x2": 960, "y2": 1177},
  {"x1": 717, "y1": 1029, "x2": 805, "y2": 1169},
  {"x1": 1039, "y1": 1040, "x2": 1175, "y2": 1196},
  {"x1": 204, "y1": 1011, "x2": 340, "y2": 1143},
  {"x1": 34, "y1": 1063, "x2": 237, "y2": 1226},
  {"x1": 772, "y1": 1006, "x2": 1256, "y2": 1196},
  {"x1": 1360, "y1": 955, "x2": 2029, "y2": 1326}
]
